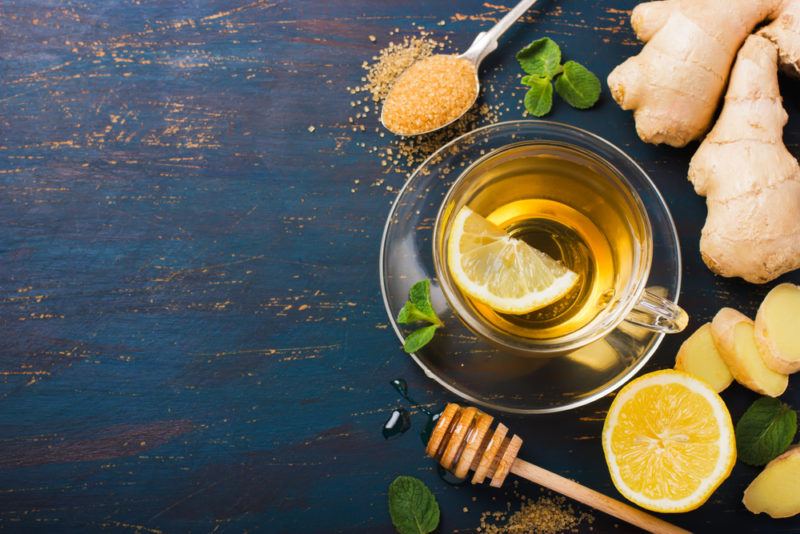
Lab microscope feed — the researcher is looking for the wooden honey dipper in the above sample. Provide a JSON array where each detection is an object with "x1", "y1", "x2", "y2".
[{"x1": 426, "y1": 403, "x2": 690, "y2": 534}]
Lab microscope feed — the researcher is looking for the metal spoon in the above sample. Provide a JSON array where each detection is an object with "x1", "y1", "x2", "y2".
[{"x1": 380, "y1": 0, "x2": 540, "y2": 136}]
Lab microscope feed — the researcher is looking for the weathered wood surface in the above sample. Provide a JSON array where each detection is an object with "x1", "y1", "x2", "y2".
[{"x1": 0, "y1": 0, "x2": 798, "y2": 532}]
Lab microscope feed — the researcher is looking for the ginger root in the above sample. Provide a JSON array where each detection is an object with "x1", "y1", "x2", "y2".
[
  {"x1": 688, "y1": 35, "x2": 800, "y2": 283},
  {"x1": 675, "y1": 323, "x2": 733, "y2": 392},
  {"x1": 608, "y1": 0, "x2": 800, "y2": 147},
  {"x1": 609, "y1": 1, "x2": 800, "y2": 281},
  {"x1": 760, "y1": 0, "x2": 800, "y2": 77},
  {"x1": 755, "y1": 283, "x2": 800, "y2": 373},
  {"x1": 710, "y1": 308, "x2": 788, "y2": 397},
  {"x1": 744, "y1": 446, "x2": 800, "y2": 518}
]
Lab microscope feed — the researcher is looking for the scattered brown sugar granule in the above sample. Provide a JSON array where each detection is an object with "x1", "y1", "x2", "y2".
[
  {"x1": 381, "y1": 55, "x2": 478, "y2": 136},
  {"x1": 345, "y1": 31, "x2": 505, "y2": 176},
  {"x1": 478, "y1": 494, "x2": 594, "y2": 534},
  {"x1": 355, "y1": 34, "x2": 440, "y2": 102},
  {"x1": 379, "y1": 102, "x2": 496, "y2": 173}
]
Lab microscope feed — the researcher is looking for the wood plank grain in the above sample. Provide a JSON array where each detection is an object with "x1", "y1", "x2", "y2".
[{"x1": 0, "y1": 0, "x2": 798, "y2": 532}]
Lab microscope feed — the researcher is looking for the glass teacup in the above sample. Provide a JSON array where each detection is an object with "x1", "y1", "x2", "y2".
[{"x1": 433, "y1": 124, "x2": 688, "y2": 356}]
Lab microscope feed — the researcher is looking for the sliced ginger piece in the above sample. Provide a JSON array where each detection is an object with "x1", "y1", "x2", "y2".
[
  {"x1": 744, "y1": 447, "x2": 800, "y2": 518},
  {"x1": 755, "y1": 283, "x2": 800, "y2": 374},
  {"x1": 710, "y1": 308, "x2": 788, "y2": 397},
  {"x1": 675, "y1": 323, "x2": 733, "y2": 392}
]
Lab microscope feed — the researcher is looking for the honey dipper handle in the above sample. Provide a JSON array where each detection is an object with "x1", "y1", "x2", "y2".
[{"x1": 509, "y1": 459, "x2": 690, "y2": 534}]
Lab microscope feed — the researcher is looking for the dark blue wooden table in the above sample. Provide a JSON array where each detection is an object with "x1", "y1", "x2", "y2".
[{"x1": 1, "y1": 1, "x2": 799, "y2": 532}]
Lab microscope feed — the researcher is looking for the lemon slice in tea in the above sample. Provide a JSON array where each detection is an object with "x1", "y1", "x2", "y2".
[{"x1": 446, "y1": 206, "x2": 578, "y2": 315}]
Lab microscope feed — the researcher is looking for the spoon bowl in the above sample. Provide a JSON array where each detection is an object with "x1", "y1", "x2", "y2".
[
  {"x1": 380, "y1": 0, "x2": 540, "y2": 136},
  {"x1": 379, "y1": 58, "x2": 480, "y2": 137}
]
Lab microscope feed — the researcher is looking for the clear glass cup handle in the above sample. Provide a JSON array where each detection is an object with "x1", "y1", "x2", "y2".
[{"x1": 626, "y1": 288, "x2": 689, "y2": 333}]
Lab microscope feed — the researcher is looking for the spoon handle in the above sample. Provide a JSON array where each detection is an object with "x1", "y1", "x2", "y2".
[
  {"x1": 510, "y1": 459, "x2": 691, "y2": 534},
  {"x1": 460, "y1": 0, "x2": 540, "y2": 65}
]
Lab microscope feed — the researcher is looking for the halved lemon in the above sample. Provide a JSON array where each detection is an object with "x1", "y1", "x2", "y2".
[
  {"x1": 602, "y1": 369, "x2": 736, "y2": 513},
  {"x1": 446, "y1": 206, "x2": 578, "y2": 315}
]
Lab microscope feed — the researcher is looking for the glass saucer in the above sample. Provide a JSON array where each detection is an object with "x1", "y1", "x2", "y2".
[{"x1": 379, "y1": 121, "x2": 681, "y2": 414}]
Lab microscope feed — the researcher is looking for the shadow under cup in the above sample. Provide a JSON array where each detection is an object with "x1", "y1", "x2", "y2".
[{"x1": 433, "y1": 141, "x2": 687, "y2": 356}]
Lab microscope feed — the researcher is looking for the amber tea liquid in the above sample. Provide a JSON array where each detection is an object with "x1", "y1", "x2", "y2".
[{"x1": 442, "y1": 143, "x2": 646, "y2": 341}]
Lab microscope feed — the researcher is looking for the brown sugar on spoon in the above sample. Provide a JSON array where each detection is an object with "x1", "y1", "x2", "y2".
[{"x1": 381, "y1": 55, "x2": 478, "y2": 136}]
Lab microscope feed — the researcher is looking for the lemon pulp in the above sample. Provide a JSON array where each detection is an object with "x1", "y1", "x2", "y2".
[{"x1": 446, "y1": 206, "x2": 578, "y2": 315}]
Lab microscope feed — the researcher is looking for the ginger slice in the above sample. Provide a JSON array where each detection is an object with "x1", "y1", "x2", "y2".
[
  {"x1": 755, "y1": 283, "x2": 800, "y2": 374},
  {"x1": 710, "y1": 308, "x2": 788, "y2": 397},
  {"x1": 675, "y1": 323, "x2": 733, "y2": 392},
  {"x1": 744, "y1": 447, "x2": 800, "y2": 518}
]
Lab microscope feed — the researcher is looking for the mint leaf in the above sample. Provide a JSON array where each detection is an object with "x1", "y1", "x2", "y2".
[
  {"x1": 409, "y1": 280, "x2": 435, "y2": 317},
  {"x1": 388, "y1": 476, "x2": 440, "y2": 534},
  {"x1": 523, "y1": 76, "x2": 553, "y2": 117},
  {"x1": 521, "y1": 74, "x2": 547, "y2": 86},
  {"x1": 397, "y1": 279, "x2": 443, "y2": 352},
  {"x1": 554, "y1": 61, "x2": 601, "y2": 109},
  {"x1": 516, "y1": 37, "x2": 561, "y2": 78},
  {"x1": 403, "y1": 325, "x2": 438, "y2": 354},
  {"x1": 736, "y1": 397, "x2": 797, "y2": 466},
  {"x1": 397, "y1": 302, "x2": 430, "y2": 325},
  {"x1": 397, "y1": 279, "x2": 442, "y2": 327}
]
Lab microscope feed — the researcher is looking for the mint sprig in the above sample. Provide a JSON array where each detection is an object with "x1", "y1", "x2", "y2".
[
  {"x1": 516, "y1": 37, "x2": 600, "y2": 116},
  {"x1": 388, "y1": 476, "x2": 440, "y2": 534},
  {"x1": 396, "y1": 279, "x2": 443, "y2": 353},
  {"x1": 735, "y1": 397, "x2": 798, "y2": 466}
]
